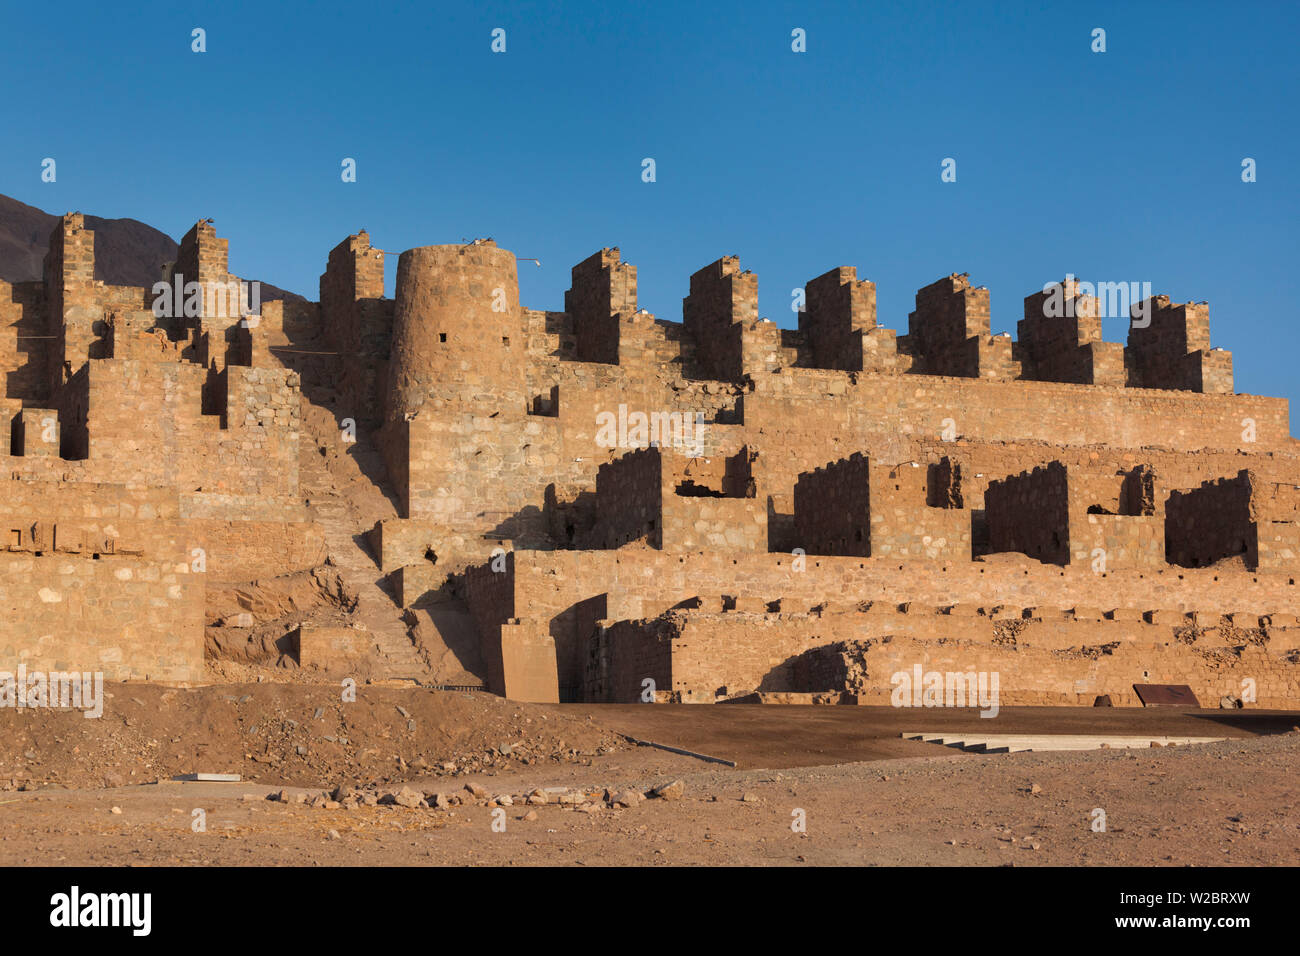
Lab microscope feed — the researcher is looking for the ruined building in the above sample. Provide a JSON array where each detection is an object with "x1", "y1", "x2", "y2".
[{"x1": 3, "y1": 217, "x2": 1299, "y2": 707}]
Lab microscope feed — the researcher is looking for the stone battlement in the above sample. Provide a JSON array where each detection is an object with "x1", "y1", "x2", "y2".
[{"x1": 1, "y1": 219, "x2": 1295, "y2": 705}]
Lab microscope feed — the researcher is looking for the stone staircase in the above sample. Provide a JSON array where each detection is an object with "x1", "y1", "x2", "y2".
[{"x1": 295, "y1": 426, "x2": 429, "y2": 682}]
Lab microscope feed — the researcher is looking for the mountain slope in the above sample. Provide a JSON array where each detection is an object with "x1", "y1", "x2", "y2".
[{"x1": 0, "y1": 193, "x2": 303, "y2": 300}]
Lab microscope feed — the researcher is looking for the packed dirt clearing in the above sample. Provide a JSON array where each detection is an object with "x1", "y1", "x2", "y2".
[
  {"x1": 575, "y1": 703, "x2": 1295, "y2": 769},
  {"x1": 0, "y1": 730, "x2": 1296, "y2": 866},
  {"x1": 0, "y1": 684, "x2": 1296, "y2": 865}
]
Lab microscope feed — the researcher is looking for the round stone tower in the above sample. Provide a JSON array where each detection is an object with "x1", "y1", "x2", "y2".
[{"x1": 387, "y1": 239, "x2": 521, "y2": 419}]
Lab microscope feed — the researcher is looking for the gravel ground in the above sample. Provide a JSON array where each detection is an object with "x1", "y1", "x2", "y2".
[{"x1": 0, "y1": 700, "x2": 1295, "y2": 866}]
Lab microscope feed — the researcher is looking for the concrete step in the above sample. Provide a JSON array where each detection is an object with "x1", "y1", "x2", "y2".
[{"x1": 901, "y1": 732, "x2": 1227, "y2": 753}]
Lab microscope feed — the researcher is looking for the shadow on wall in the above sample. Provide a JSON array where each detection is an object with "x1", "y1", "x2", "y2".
[
  {"x1": 757, "y1": 641, "x2": 854, "y2": 695},
  {"x1": 484, "y1": 503, "x2": 549, "y2": 549},
  {"x1": 551, "y1": 593, "x2": 607, "y2": 703}
]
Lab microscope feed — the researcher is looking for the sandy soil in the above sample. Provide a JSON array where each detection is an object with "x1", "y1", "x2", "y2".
[{"x1": 0, "y1": 685, "x2": 1296, "y2": 866}]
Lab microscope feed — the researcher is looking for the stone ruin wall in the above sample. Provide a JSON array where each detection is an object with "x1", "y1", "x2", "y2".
[
  {"x1": 473, "y1": 547, "x2": 1300, "y2": 703},
  {"x1": 582, "y1": 607, "x2": 1300, "y2": 709},
  {"x1": 0, "y1": 216, "x2": 319, "y2": 683},
  {"x1": 438, "y1": 247, "x2": 1299, "y2": 705},
  {"x1": 3, "y1": 216, "x2": 1299, "y2": 709}
]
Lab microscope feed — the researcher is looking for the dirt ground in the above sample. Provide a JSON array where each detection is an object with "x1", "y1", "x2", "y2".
[
  {"x1": 1, "y1": 684, "x2": 1297, "y2": 866},
  {"x1": 0, "y1": 682, "x2": 624, "y2": 791}
]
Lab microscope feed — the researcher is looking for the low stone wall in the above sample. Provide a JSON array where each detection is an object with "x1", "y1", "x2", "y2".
[{"x1": 586, "y1": 604, "x2": 1300, "y2": 708}]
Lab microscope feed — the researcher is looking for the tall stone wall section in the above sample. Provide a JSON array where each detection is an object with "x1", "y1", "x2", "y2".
[
  {"x1": 319, "y1": 231, "x2": 391, "y2": 427},
  {"x1": 1166, "y1": 470, "x2": 1258, "y2": 568},
  {"x1": 793, "y1": 453, "x2": 871, "y2": 556},
  {"x1": 985, "y1": 462, "x2": 1071, "y2": 565},
  {"x1": 1018, "y1": 277, "x2": 1125, "y2": 385},
  {"x1": 565, "y1": 248, "x2": 637, "y2": 365},
  {"x1": 0, "y1": 216, "x2": 314, "y2": 684},
  {"x1": 682, "y1": 257, "x2": 757, "y2": 382},
  {"x1": 591, "y1": 447, "x2": 663, "y2": 549},
  {"x1": 1128, "y1": 295, "x2": 1233, "y2": 393}
]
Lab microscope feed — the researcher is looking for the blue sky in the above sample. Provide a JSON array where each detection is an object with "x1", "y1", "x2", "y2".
[{"x1": 3, "y1": 0, "x2": 1297, "y2": 408}]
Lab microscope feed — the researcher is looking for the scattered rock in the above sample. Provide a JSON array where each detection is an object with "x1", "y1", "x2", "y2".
[
  {"x1": 393, "y1": 786, "x2": 424, "y2": 808},
  {"x1": 652, "y1": 780, "x2": 685, "y2": 801}
]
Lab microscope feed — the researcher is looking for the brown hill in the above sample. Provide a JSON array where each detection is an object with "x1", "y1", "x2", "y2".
[{"x1": 0, "y1": 193, "x2": 303, "y2": 300}]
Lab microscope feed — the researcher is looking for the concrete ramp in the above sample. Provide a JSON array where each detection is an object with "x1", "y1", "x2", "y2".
[{"x1": 901, "y1": 732, "x2": 1226, "y2": 753}]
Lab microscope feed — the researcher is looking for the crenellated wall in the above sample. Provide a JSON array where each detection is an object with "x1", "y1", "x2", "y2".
[{"x1": 7, "y1": 214, "x2": 1298, "y2": 699}]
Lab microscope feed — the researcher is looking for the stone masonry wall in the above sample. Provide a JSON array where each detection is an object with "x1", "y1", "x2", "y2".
[
  {"x1": 608, "y1": 608, "x2": 1300, "y2": 708},
  {"x1": 0, "y1": 528, "x2": 203, "y2": 683},
  {"x1": 566, "y1": 248, "x2": 637, "y2": 365},
  {"x1": 985, "y1": 462, "x2": 1071, "y2": 565},
  {"x1": 799, "y1": 266, "x2": 877, "y2": 371},
  {"x1": 467, "y1": 546, "x2": 1300, "y2": 699},
  {"x1": 793, "y1": 453, "x2": 871, "y2": 556},
  {"x1": 1166, "y1": 470, "x2": 1258, "y2": 568},
  {"x1": 592, "y1": 447, "x2": 662, "y2": 549}
]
